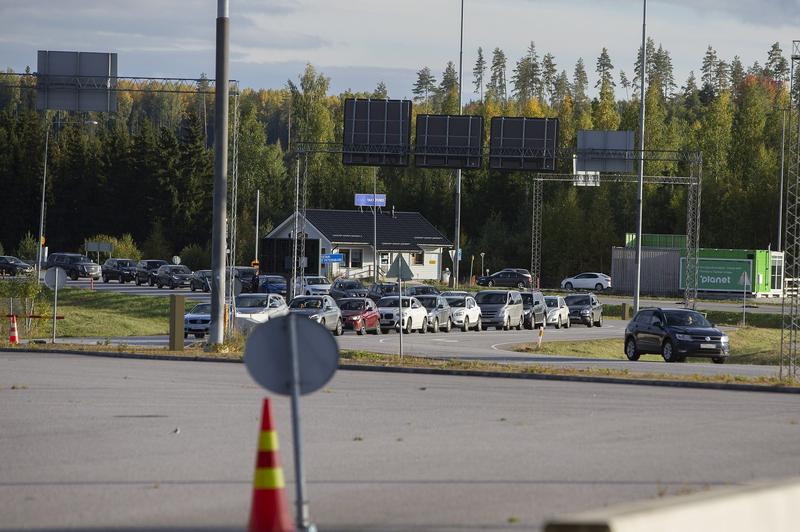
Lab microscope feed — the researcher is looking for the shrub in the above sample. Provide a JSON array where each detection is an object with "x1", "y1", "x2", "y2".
[
  {"x1": 16, "y1": 231, "x2": 38, "y2": 260},
  {"x1": 179, "y1": 243, "x2": 210, "y2": 271}
]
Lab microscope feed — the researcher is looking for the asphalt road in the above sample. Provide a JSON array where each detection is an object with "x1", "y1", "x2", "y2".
[
  {"x1": 1, "y1": 351, "x2": 799, "y2": 531},
  {"x1": 65, "y1": 278, "x2": 212, "y2": 302}
]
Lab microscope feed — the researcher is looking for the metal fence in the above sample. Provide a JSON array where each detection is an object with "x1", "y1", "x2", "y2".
[{"x1": 611, "y1": 247, "x2": 682, "y2": 296}]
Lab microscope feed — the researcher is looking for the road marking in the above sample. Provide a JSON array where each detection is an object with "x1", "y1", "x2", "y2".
[{"x1": 431, "y1": 339, "x2": 458, "y2": 343}]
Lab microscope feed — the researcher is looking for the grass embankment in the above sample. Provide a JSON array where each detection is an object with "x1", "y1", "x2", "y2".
[
  {"x1": 0, "y1": 288, "x2": 195, "y2": 339},
  {"x1": 515, "y1": 327, "x2": 781, "y2": 365}
]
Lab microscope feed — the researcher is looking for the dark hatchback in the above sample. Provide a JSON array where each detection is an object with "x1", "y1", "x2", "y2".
[
  {"x1": 136, "y1": 259, "x2": 168, "y2": 286},
  {"x1": 0, "y1": 255, "x2": 34, "y2": 276},
  {"x1": 258, "y1": 275, "x2": 287, "y2": 296},
  {"x1": 565, "y1": 293, "x2": 603, "y2": 327},
  {"x1": 476, "y1": 270, "x2": 531, "y2": 289},
  {"x1": 624, "y1": 308, "x2": 729, "y2": 364}
]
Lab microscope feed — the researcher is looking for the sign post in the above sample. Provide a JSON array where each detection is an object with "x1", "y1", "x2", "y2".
[
  {"x1": 44, "y1": 267, "x2": 66, "y2": 343},
  {"x1": 387, "y1": 255, "x2": 414, "y2": 358},
  {"x1": 244, "y1": 315, "x2": 338, "y2": 532},
  {"x1": 740, "y1": 271, "x2": 750, "y2": 326}
]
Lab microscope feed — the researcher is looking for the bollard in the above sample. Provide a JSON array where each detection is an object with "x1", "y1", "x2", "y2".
[
  {"x1": 537, "y1": 324, "x2": 544, "y2": 349},
  {"x1": 169, "y1": 294, "x2": 185, "y2": 351},
  {"x1": 622, "y1": 302, "x2": 630, "y2": 320}
]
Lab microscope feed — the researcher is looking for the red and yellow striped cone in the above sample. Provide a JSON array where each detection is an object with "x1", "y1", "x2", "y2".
[
  {"x1": 9, "y1": 315, "x2": 19, "y2": 345},
  {"x1": 248, "y1": 398, "x2": 293, "y2": 532}
]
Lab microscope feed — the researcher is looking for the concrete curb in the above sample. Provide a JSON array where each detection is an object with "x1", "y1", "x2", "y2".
[{"x1": 1, "y1": 347, "x2": 797, "y2": 394}]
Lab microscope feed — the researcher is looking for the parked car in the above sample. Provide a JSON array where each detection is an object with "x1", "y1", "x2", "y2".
[
  {"x1": 295, "y1": 275, "x2": 332, "y2": 296},
  {"x1": 377, "y1": 295, "x2": 429, "y2": 334},
  {"x1": 476, "y1": 270, "x2": 531, "y2": 289},
  {"x1": 367, "y1": 282, "x2": 399, "y2": 303},
  {"x1": 190, "y1": 270, "x2": 211, "y2": 292},
  {"x1": 416, "y1": 294, "x2": 452, "y2": 332},
  {"x1": 544, "y1": 295, "x2": 570, "y2": 329},
  {"x1": 101, "y1": 258, "x2": 137, "y2": 283},
  {"x1": 135, "y1": 259, "x2": 168, "y2": 286},
  {"x1": 288, "y1": 295, "x2": 343, "y2": 335},
  {"x1": 258, "y1": 275, "x2": 287, "y2": 296},
  {"x1": 46, "y1": 253, "x2": 101, "y2": 281},
  {"x1": 440, "y1": 290, "x2": 470, "y2": 298},
  {"x1": 234, "y1": 293, "x2": 289, "y2": 333},
  {"x1": 560, "y1": 272, "x2": 611, "y2": 291},
  {"x1": 0, "y1": 255, "x2": 34, "y2": 276},
  {"x1": 232, "y1": 266, "x2": 259, "y2": 293},
  {"x1": 184, "y1": 303, "x2": 211, "y2": 339},
  {"x1": 338, "y1": 297, "x2": 381, "y2": 335},
  {"x1": 329, "y1": 278, "x2": 368, "y2": 301},
  {"x1": 624, "y1": 308, "x2": 729, "y2": 363},
  {"x1": 565, "y1": 293, "x2": 603, "y2": 327},
  {"x1": 155, "y1": 264, "x2": 193, "y2": 289},
  {"x1": 476, "y1": 290, "x2": 525, "y2": 330},
  {"x1": 521, "y1": 291, "x2": 548, "y2": 329},
  {"x1": 404, "y1": 283, "x2": 440, "y2": 297},
  {"x1": 443, "y1": 294, "x2": 482, "y2": 332}
]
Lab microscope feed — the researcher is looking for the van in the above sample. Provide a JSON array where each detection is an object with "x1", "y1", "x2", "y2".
[{"x1": 475, "y1": 289, "x2": 524, "y2": 330}]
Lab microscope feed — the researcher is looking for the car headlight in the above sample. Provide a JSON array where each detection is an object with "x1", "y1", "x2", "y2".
[
  {"x1": 580, "y1": 309, "x2": 591, "y2": 315},
  {"x1": 309, "y1": 314, "x2": 320, "y2": 321},
  {"x1": 675, "y1": 333, "x2": 691, "y2": 341},
  {"x1": 454, "y1": 309, "x2": 465, "y2": 316},
  {"x1": 721, "y1": 335, "x2": 729, "y2": 344}
]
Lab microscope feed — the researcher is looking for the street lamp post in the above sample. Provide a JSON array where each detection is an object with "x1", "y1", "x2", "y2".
[
  {"x1": 633, "y1": 0, "x2": 647, "y2": 313},
  {"x1": 453, "y1": 0, "x2": 465, "y2": 289},
  {"x1": 480, "y1": 252, "x2": 485, "y2": 279}
]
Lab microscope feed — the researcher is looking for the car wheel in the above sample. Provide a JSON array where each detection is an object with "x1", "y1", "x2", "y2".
[
  {"x1": 625, "y1": 338, "x2": 640, "y2": 361},
  {"x1": 586, "y1": 318, "x2": 592, "y2": 328},
  {"x1": 712, "y1": 356, "x2": 726, "y2": 364},
  {"x1": 661, "y1": 340, "x2": 677, "y2": 363},
  {"x1": 149, "y1": 279, "x2": 155, "y2": 287},
  {"x1": 444, "y1": 318, "x2": 452, "y2": 332},
  {"x1": 517, "y1": 282, "x2": 525, "y2": 289},
  {"x1": 203, "y1": 285, "x2": 209, "y2": 293},
  {"x1": 157, "y1": 282, "x2": 163, "y2": 289},
  {"x1": 431, "y1": 317, "x2": 438, "y2": 333},
  {"x1": 170, "y1": 281, "x2": 176, "y2": 290},
  {"x1": 102, "y1": 275, "x2": 109, "y2": 283},
  {"x1": 334, "y1": 319, "x2": 343, "y2": 336},
  {"x1": 405, "y1": 319, "x2": 413, "y2": 334},
  {"x1": 487, "y1": 280, "x2": 494, "y2": 287},
  {"x1": 475, "y1": 318, "x2": 483, "y2": 331},
  {"x1": 70, "y1": 271, "x2": 78, "y2": 281},
  {"x1": 191, "y1": 285, "x2": 196, "y2": 292},
  {"x1": 136, "y1": 278, "x2": 142, "y2": 286},
  {"x1": 556, "y1": 317, "x2": 561, "y2": 329},
  {"x1": 357, "y1": 321, "x2": 366, "y2": 335},
  {"x1": 595, "y1": 313, "x2": 603, "y2": 327},
  {"x1": 516, "y1": 316, "x2": 523, "y2": 330},
  {"x1": 119, "y1": 277, "x2": 126, "y2": 284},
  {"x1": 565, "y1": 282, "x2": 573, "y2": 290},
  {"x1": 184, "y1": 332, "x2": 188, "y2": 339},
  {"x1": 595, "y1": 283, "x2": 603, "y2": 291},
  {"x1": 462, "y1": 317, "x2": 470, "y2": 332},
  {"x1": 373, "y1": 324, "x2": 382, "y2": 335},
  {"x1": 195, "y1": 333, "x2": 205, "y2": 339}
]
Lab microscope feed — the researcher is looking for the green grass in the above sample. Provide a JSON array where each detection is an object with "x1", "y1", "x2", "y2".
[
  {"x1": 0, "y1": 288, "x2": 195, "y2": 339},
  {"x1": 514, "y1": 327, "x2": 782, "y2": 365}
]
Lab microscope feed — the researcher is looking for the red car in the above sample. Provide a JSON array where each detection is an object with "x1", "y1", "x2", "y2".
[{"x1": 338, "y1": 297, "x2": 381, "y2": 335}]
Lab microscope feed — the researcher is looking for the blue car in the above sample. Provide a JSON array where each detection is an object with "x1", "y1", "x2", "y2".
[{"x1": 258, "y1": 275, "x2": 287, "y2": 296}]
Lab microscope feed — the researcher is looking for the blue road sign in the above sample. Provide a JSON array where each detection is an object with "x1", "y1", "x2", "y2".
[
  {"x1": 321, "y1": 253, "x2": 344, "y2": 264},
  {"x1": 355, "y1": 193, "x2": 387, "y2": 207}
]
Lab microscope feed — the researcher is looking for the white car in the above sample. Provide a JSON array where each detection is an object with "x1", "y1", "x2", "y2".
[
  {"x1": 234, "y1": 294, "x2": 289, "y2": 333},
  {"x1": 560, "y1": 272, "x2": 611, "y2": 291},
  {"x1": 544, "y1": 296, "x2": 570, "y2": 329},
  {"x1": 377, "y1": 296, "x2": 429, "y2": 333},
  {"x1": 295, "y1": 275, "x2": 331, "y2": 295},
  {"x1": 443, "y1": 294, "x2": 482, "y2": 331}
]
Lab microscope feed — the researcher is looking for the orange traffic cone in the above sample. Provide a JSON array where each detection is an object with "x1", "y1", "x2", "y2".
[
  {"x1": 248, "y1": 398, "x2": 293, "y2": 532},
  {"x1": 9, "y1": 315, "x2": 19, "y2": 345}
]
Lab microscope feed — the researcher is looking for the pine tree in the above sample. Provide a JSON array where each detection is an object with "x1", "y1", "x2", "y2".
[
  {"x1": 765, "y1": 42, "x2": 789, "y2": 82},
  {"x1": 438, "y1": 61, "x2": 460, "y2": 114},
  {"x1": 552, "y1": 70, "x2": 571, "y2": 108},
  {"x1": 412, "y1": 67, "x2": 437, "y2": 106},
  {"x1": 729, "y1": 56, "x2": 744, "y2": 96},
  {"x1": 487, "y1": 48, "x2": 508, "y2": 104},
  {"x1": 652, "y1": 45, "x2": 675, "y2": 98},
  {"x1": 472, "y1": 47, "x2": 486, "y2": 102},
  {"x1": 619, "y1": 70, "x2": 631, "y2": 99},
  {"x1": 541, "y1": 53, "x2": 557, "y2": 103},
  {"x1": 714, "y1": 59, "x2": 730, "y2": 92},
  {"x1": 595, "y1": 47, "x2": 614, "y2": 88},
  {"x1": 373, "y1": 81, "x2": 388, "y2": 99},
  {"x1": 700, "y1": 46, "x2": 719, "y2": 89},
  {"x1": 633, "y1": 37, "x2": 656, "y2": 94},
  {"x1": 572, "y1": 58, "x2": 589, "y2": 108}
]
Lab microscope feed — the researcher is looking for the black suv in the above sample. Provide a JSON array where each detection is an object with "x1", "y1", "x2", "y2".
[
  {"x1": 135, "y1": 259, "x2": 168, "y2": 286},
  {"x1": 521, "y1": 291, "x2": 547, "y2": 329},
  {"x1": 329, "y1": 278, "x2": 368, "y2": 301},
  {"x1": 155, "y1": 264, "x2": 193, "y2": 289},
  {"x1": 46, "y1": 253, "x2": 101, "y2": 281},
  {"x1": 565, "y1": 293, "x2": 603, "y2": 327},
  {"x1": 476, "y1": 270, "x2": 531, "y2": 289},
  {"x1": 625, "y1": 308, "x2": 729, "y2": 364},
  {"x1": 367, "y1": 282, "x2": 399, "y2": 303},
  {"x1": 101, "y1": 258, "x2": 138, "y2": 283},
  {"x1": 0, "y1": 256, "x2": 34, "y2": 276},
  {"x1": 233, "y1": 266, "x2": 258, "y2": 293},
  {"x1": 190, "y1": 270, "x2": 211, "y2": 292}
]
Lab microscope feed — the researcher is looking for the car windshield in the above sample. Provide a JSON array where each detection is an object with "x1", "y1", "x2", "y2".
[
  {"x1": 521, "y1": 293, "x2": 533, "y2": 305},
  {"x1": 378, "y1": 297, "x2": 410, "y2": 308},
  {"x1": 197, "y1": 270, "x2": 211, "y2": 277},
  {"x1": 341, "y1": 281, "x2": 362, "y2": 290},
  {"x1": 411, "y1": 286, "x2": 436, "y2": 294},
  {"x1": 545, "y1": 297, "x2": 558, "y2": 308},
  {"x1": 565, "y1": 295, "x2": 591, "y2": 306},
  {"x1": 170, "y1": 266, "x2": 191, "y2": 274},
  {"x1": 475, "y1": 292, "x2": 507, "y2": 305},
  {"x1": 379, "y1": 284, "x2": 399, "y2": 293},
  {"x1": 290, "y1": 298, "x2": 323, "y2": 309},
  {"x1": 445, "y1": 297, "x2": 466, "y2": 307},
  {"x1": 147, "y1": 261, "x2": 164, "y2": 268},
  {"x1": 235, "y1": 267, "x2": 255, "y2": 275},
  {"x1": 266, "y1": 276, "x2": 285, "y2": 283},
  {"x1": 416, "y1": 296, "x2": 437, "y2": 309},
  {"x1": 70, "y1": 256, "x2": 92, "y2": 263},
  {"x1": 236, "y1": 296, "x2": 270, "y2": 308},
  {"x1": 189, "y1": 304, "x2": 211, "y2": 314},
  {"x1": 9, "y1": 257, "x2": 26, "y2": 265},
  {"x1": 664, "y1": 310, "x2": 712, "y2": 328},
  {"x1": 305, "y1": 277, "x2": 327, "y2": 285},
  {"x1": 117, "y1": 260, "x2": 134, "y2": 267},
  {"x1": 339, "y1": 300, "x2": 366, "y2": 311}
]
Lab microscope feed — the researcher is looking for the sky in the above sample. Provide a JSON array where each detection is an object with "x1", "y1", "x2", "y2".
[{"x1": 1, "y1": 0, "x2": 798, "y2": 100}]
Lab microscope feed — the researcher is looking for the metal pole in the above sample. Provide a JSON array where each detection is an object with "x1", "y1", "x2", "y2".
[
  {"x1": 399, "y1": 276, "x2": 404, "y2": 357},
  {"x1": 633, "y1": 0, "x2": 647, "y2": 313},
  {"x1": 453, "y1": 0, "x2": 465, "y2": 289},
  {"x1": 52, "y1": 269, "x2": 58, "y2": 343},
  {"x1": 779, "y1": 108, "x2": 787, "y2": 251},
  {"x1": 36, "y1": 122, "x2": 49, "y2": 281},
  {"x1": 210, "y1": 0, "x2": 230, "y2": 345},
  {"x1": 291, "y1": 159, "x2": 300, "y2": 300},
  {"x1": 255, "y1": 189, "x2": 260, "y2": 263},
  {"x1": 287, "y1": 313, "x2": 313, "y2": 530},
  {"x1": 373, "y1": 168, "x2": 378, "y2": 283}
]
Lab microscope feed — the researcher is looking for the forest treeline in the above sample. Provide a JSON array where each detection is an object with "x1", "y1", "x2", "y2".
[{"x1": 0, "y1": 40, "x2": 795, "y2": 285}]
